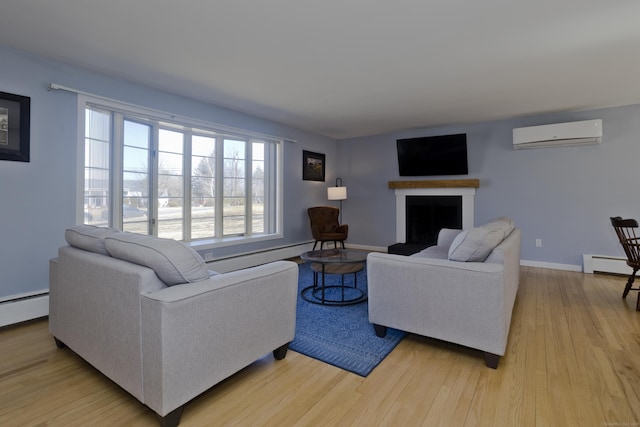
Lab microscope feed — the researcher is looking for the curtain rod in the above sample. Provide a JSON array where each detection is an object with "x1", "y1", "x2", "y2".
[{"x1": 47, "y1": 83, "x2": 297, "y2": 143}]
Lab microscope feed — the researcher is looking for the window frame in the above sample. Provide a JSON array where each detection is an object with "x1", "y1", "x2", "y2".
[{"x1": 76, "y1": 94, "x2": 284, "y2": 250}]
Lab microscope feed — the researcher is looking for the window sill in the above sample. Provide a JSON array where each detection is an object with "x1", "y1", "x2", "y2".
[{"x1": 189, "y1": 232, "x2": 283, "y2": 251}]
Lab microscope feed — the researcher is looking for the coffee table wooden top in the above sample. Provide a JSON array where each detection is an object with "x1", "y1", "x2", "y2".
[
  {"x1": 300, "y1": 249, "x2": 368, "y2": 264},
  {"x1": 310, "y1": 262, "x2": 365, "y2": 275}
]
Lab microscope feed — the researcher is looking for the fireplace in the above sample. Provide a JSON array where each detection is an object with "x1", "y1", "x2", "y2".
[
  {"x1": 406, "y1": 196, "x2": 462, "y2": 246},
  {"x1": 388, "y1": 180, "x2": 477, "y2": 255}
]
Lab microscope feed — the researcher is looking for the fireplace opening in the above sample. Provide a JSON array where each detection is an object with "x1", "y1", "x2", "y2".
[
  {"x1": 389, "y1": 195, "x2": 463, "y2": 255},
  {"x1": 406, "y1": 196, "x2": 462, "y2": 245}
]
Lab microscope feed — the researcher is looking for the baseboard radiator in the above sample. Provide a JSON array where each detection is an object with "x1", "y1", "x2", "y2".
[
  {"x1": 0, "y1": 291, "x2": 49, "y2": 328},
  {"x1": 0, "y1": 243, "x2": 314, "y2": 328},
  {"x1": 205, "y1": 242, "x2": 314, "y2": 273},
  {"x1": 583, "y1": 254, "x2": 632, "y2": 275}
]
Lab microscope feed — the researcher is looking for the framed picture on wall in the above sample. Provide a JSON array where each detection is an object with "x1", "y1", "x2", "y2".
[
  {"x1": 303, "y1": 150, "x2": 325, "y2": 181},
  {"x1": 0, "y1": 91, "x2": 30, "y2": 162}
]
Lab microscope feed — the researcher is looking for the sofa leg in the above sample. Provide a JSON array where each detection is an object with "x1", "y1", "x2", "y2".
[
  {"x1": 373, "y1": 324, "x2": 387, "y2": 338},
  {"x1": 53, "y1": 337, "x2": 66, "y2": 349},
  {"x1": 160, "y1": 406, "x2": 184, "y2": 427},
  {"x1": 484, "y1": 352, "x2": 500, "y2": 369},
  {"x1": 273, "y1": 343, "x2": 289, "y2": 360}
]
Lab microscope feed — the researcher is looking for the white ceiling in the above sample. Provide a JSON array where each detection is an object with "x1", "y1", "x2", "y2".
[{"x1": 2, "y1": 1, "x2": 640, "y2": 139}]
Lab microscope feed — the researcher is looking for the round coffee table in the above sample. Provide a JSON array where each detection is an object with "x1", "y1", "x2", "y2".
[{"x1": 300, "y1": 249, "x2": 368, "y2": 305}]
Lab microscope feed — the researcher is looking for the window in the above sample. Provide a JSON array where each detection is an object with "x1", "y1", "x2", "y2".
[{"x1": 81, "y1": 97, "x2": 282, "y2": 247}]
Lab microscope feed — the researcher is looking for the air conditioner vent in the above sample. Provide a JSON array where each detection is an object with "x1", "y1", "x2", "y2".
[{"x1": 513, "y1": 119, "x2": 602, "y2": 149}]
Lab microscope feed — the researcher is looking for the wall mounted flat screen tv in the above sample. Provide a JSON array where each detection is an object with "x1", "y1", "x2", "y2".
[{"x1": 396, "y1": 133, "x2": 468, "y2": 176}]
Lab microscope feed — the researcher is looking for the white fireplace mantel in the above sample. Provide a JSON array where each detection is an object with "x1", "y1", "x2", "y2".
[{"x1": 394, "y1": 186, "x2": 476, "y2": 243}]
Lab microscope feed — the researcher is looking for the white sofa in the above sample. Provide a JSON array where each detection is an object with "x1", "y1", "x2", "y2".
[
  {"x1": 49, "y1": 226, "x2": 298, "y2": 426},
  {"x1": 367, "y1": 218, "x2": 521, "y2": 368}
]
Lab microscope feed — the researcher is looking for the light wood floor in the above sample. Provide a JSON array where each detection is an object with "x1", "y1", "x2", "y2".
[{"x1": 1, "y1": 266, "x2": 639, "y2": 426}]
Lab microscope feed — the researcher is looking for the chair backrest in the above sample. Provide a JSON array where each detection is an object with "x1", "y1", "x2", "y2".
[
  {"x1": 610, "y1": 216, "x2": 640, "y2": 266},
  {"x1": 308, "y1": 206, "x2": 340, "y2": 237}
]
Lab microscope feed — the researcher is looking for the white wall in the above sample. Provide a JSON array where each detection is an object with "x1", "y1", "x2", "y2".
[
  {"x1": 339, "y1": 104, "x2": 640, "y2": 270},
  {"x1": 0, "y1": 45, "x2": 337, "y2": 300}
]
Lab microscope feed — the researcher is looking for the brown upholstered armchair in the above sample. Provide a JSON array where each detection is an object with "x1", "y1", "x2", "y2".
[{"x1": 308, "y1": 206, "x2": 349, "y2": 250}]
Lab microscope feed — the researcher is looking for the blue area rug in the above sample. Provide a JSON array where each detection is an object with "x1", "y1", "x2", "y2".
[{"x1": 289, "y1": 262, "x2": 406, "y2": 377}]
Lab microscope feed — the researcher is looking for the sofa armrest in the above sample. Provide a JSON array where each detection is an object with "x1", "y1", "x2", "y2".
[
  {"x1": 437, "y1": 228, "x2": 463, "y2": 249},
  {"x1": 139, "y1": 260, "x2": 298, "y2": 416},
  {"x1": 50, "y1": 246, "x2": 168, "y2": 403}
]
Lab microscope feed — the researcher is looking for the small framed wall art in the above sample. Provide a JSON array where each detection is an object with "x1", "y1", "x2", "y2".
[
  {"x1": 0, "y1": 91, "x2": 31, "y2": 162},
  {"x1": 302, "y1": 150, "x2": 325, "y2": 181}
]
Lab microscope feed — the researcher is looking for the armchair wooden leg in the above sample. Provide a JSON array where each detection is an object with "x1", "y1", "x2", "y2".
[
  {"x1": 483, "y1": 352, "x2": 500, "y2": 369},
  {"x1": 53, "y1": 337, "x2": 66, "y2": 349}
]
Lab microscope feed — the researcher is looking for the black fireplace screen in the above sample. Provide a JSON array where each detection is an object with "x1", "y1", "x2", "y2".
[{"x1": 406, "y1": 196, "x2": 462, "y2": 246}]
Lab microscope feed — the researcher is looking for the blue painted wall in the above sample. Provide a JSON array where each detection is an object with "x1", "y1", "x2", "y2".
[
  {"x1": 2, "y1": 43, "x2": 639, "y2": 299},
  {"x1": 0, "y1": 45, "x2": 337, "y2": 298},
  {"x1": 338, "y1": 104, "x2": 640, "y2": 268}
]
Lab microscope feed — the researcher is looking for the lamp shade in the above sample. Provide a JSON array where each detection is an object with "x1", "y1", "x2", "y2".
[{"x1": 327, "y1": 186, "x2": 347, "y2": 200}]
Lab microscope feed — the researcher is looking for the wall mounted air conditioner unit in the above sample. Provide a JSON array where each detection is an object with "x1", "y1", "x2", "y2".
[{"x1": 513, "y1": 119, "x2": 602, "y2": 150}]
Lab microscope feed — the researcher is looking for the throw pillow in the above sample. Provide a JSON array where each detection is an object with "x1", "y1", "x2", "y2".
[
  {"x1": 481, "y1": 216, "x2": 515, "y2": 238},
  {"x1": 104, "y1": 233, "x2": 210, "y2": 286},
  {"x1": 448, "y1": 217, "x2": 515, "y2": 262},
  {"x1": 447, "y1": 229, "x2": 470, "y2": 260},
  {"x1": 65, "y1": 225, "x2": 120, "y2": 255}
]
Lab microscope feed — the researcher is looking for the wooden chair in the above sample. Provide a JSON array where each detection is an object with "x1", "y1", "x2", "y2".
[
  {"x1": 308, "y1": 206, "x2": 348, "y2": 250},
  {"x1": 610, "y1": 216, "x2": 640, "y2": 311}
]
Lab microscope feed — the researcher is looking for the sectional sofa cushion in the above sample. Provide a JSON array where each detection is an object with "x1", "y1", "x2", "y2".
[
  {"x1": 65, "y1": 225, "x2": 120, "y2": 255},
  {"x1": 448, "y1": 217, "x2": 515, "y2": 262},
  {"x1": 104, "y1": 232, "x2": 210, "y2": 286}
]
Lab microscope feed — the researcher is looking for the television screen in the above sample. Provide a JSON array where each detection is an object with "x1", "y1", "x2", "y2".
[{"x1": 396, "y1": 133, "x2": 468, "y2": 176}]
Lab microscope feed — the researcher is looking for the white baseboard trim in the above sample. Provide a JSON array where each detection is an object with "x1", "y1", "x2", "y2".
[
  {"x1": 520, "y1": 260, "x2": 582, "y2": 272},
  {"x1": 0, "y1": 292, "x2": 49, "y2": 328},
  {"x1": 345, "y1": 243, "x2": 388, "y2": 253}
]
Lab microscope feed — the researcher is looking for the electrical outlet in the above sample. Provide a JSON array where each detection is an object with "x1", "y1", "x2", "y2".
[{"x1": 535, "y1": 239, "x2": 542, "y2": 248}]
